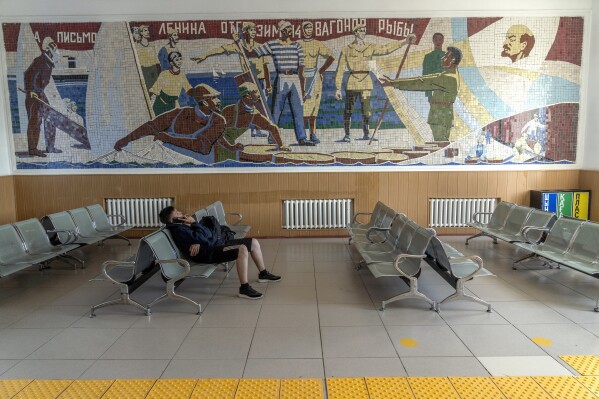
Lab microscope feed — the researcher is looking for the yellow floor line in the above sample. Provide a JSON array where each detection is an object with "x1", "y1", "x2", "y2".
[
  {"x1": 4, "y1": 373, "x2": 599, "y2": 398},
  {"x1": 561, "y1": 355, "x2": 599, "y2": 376}
]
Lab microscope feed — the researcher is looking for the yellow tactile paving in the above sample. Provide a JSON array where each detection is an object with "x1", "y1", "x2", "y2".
[
  {"x1": 100, "y1": 379, "x2": 156, "y2": 399},
  {"x1": 365, "y1": 377, "x2": 414, "y2": 398},
  {"x1": 190, "y1": 379, "x2": 238, "y2": 399},
  {"x1": 449, "y1": 377, "x2": 506, "y2": 399},
  {"x1": 12, "y1": 380, "x2": 72, "y2": 399},
  {"x1": 576, "y1": 376, "x2": 599, "y2": 396},
  {"x1": 407, "y1": 377, "x2": 459, "y2": 399},
  {"x1": 326, "y1": 378, "x2": 369, "y2": 399},
  {"x1": 279, "y1": 379, "x2": 324, "y2": 399},
  {"x1": 533, "y1": 376, "x2": 597, "y2": 399},
  {"x1": 561, "y1": 355, "x2": 599, "y2": 376},
  {"x1": 146, "y1": 379, "x2": 197, "y2": 399},
  {"x1": 0, "y1": 380, "x2": 32, "y2": 399},
  {"x1": 234, "y1": 379, "x2": 279, "y2": 399},
  {"x1": 58, "y1": 380, "x2": 113, "y2": 399},
  {"x1": 492, "y1": 376, "x2": 552, "y2": 399}
]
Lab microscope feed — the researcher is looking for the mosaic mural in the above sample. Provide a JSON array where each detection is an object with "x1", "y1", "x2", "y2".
[{"x1": 2, "y1": 16, "x2": 584, "y2": 169}]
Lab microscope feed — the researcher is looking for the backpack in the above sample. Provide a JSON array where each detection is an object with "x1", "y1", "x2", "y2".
[{"x1": 200, "y1": 215, "x2": 235, "y2": 245}]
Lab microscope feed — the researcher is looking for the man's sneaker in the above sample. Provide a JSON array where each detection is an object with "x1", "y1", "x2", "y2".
[
  {"x1": 341, "y1": 135, "x2": 351, "y2": 143},
  {"x1": 298, "y1": 139, "x2": 316, "y2": 146},
  {"x1": 258, "y1": 270, "x2": 282, "y2": 283},
  {"x1": 310, "y1": 134, "x2": 321, "y2": 144},
  {"x1": 238, "y1": 285, "x2": 263, "y2": 299}
]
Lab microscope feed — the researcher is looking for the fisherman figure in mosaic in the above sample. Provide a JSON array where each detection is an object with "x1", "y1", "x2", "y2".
[
  {"x1": 149, "y1": 51, "x2": 192, "y2": 116},
  {"x1": 136, "y1": 25, "x2": 161, "y2": 91},
  {"x1": 335, "y1": 25, "x2": 415, "y2": 142},
  {"x1": 158, "y1": 27, "x2": 181, "y2": 71}
]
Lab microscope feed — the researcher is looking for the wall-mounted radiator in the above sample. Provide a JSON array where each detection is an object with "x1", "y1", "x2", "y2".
[
  {"x1": 429, "y1": 198, "x2": 497, "y2": 228},
  {"x1": 105, "y1": 197, "x2": 174, "y2": 228},
  {"x1": 283, "y1": 199, "x2": 353, "y2": 229}
]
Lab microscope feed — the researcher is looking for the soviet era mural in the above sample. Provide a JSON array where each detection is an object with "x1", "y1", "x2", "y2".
[{"x1": 2, "y1": 16, "x2": 583, "y2": 169}]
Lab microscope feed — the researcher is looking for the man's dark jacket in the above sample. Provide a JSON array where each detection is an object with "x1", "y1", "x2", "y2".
[{"x1": 166, "y1": 222, "x2": 222, "y2": 259}]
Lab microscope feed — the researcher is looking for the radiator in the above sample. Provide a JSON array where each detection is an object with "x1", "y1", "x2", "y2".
[
  {"x1": 429, "y1": 198, "x2": 497, "y2": 228},
  {"x1": 283, "y1": 199, "x2": 353, "y2": 229},
  {"x1": 105, "y1": 197, "x2": 174, "y2": 228}
]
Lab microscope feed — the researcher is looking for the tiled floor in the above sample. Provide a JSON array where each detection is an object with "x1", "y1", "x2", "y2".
[{"x1": 1, "y1": 235, "x2": 599, "y2": 380}]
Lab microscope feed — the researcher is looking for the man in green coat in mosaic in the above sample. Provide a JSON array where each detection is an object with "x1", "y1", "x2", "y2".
[{"x1": 380, "y1": 46, "x2": 462, "y2": 142}]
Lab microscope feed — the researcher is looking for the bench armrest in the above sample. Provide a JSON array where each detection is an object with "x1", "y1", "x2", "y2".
[
  {"x1": 393, "y1": 254, "x2": 426, "y2": 277},
  {"x1": 447, "y1": 255, "x2": 483, "y2": 280},
  {"x1": 366, "y1": 226, "x2": 390, "y2": 243},
  {"x1": 521, "y1": 226, "x2": 550, "y2": 244},
  {"x1": 472, "y1": 211, "x2": 493, "y2": 224},
  {"x1": 156, "y1": 258, "x2": 191, "y2": 282},
  {"x1": 352, "y1": 212, "x2": 373, "y2": 225},
  {"x1": 225, "y1": 212, "x2": 243, "y2": 225},
  {"x1": 107, "y1": 213, "x2": 127, "y2": 227},
  {"x1": 99, "y1": 260, "x2": 136, "y2": 285},
  {"x1": 47, "y1": 229, "x2": 78, "y2": 245}
]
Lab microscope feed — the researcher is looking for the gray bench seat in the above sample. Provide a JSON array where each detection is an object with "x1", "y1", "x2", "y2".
[
  {"x1": 513, "y1": 217, "x2": 599, "y2": 311},
  {"x1": 350, "y1": 203, "x2": 399, "y2": 244},
  {"x1": 206, "y1": 201, "x2": 251, "y2": 238},
  {"x1": 425, "y1": 237, "x2": 495, "y2": 312}
]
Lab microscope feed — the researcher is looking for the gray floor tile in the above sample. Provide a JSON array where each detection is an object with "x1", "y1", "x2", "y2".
[
  {"x1": 1, "y1": 360, "x2": 94, "y2": 379},
  {"x1": 249, "y1": 326, "x2": 322, "y2": 359},
  {"x1": 101, "y1": 328, "x2": 190, "y2": 359},
  {"x1": 438, "y1": 303, "x2": 509, "y2": 325},
  {"x1": 162, "y1": 359, "x2": 245, "y2": 379},
  {"x1": 321, "y1": 326, "x2": 396, "y2": 358},
  {"x1": 194, "y1": 304, "x2": 261, "y2": 328},
  {"x1": 319, "y1": 303, "x2": 383, "y2": 327},
  {"x1": 257, "y1": 304, "x2": 319, "y2": 328},
  {"x1": 0, "y1": 328, "x2": 62, "y2": 359},
  {"x1": 80, "y1": 359, "x2": 170, "y2": 379},
  {"x1": 324, "y1": 357, "x2": 407, "y2": 377},
  {"x1": 262, "y1": 284, "x2": 316, "y2": 305},
  {"x1": 387, "y1": 325, "x2": 472, "y2": 357},
  {"x1": 243, "y1": 358, "x2": 324, "y2": 378},
  {"x1": 175, "y1": 327, "x2": 254, "y2": 359},
  {"x1": 28, "y1": 327, "x2": 125, "y2": 359},
  {"x1": 9, "y1": 306, "x2": 91, "y2": 329},
  {"x1": 401, "y1": 357, "x2": 489, "y2": 376},
  {"x1": 378, "y1": 306, "x2": 445, "y2": 326},
  {"x1": 478, "y1": 356, "x2": 573, "y2": 376},
  {"x1": 492, "y1": 301, "x2": 574, "y2": 324},
  {"x1": 451, "y1": 324, "x2": 546, "y2": 356},
  {"x1": 130, "y1": 312, "x2": 201, "y2": 329},
  {"x1": 467, "y1": 282, "x2": 534, "y2": 301},
  {"x1": 209, "y1": 285, "x2": 266, "y2": 305},
  {"x1": 516, "y1": 323, "x2": 599, "y2": 356},
  {"x1": 0, "y1": 360, "x2": 19, "y2": 376},
  {"x1": 271, "y1": 261, "x2": 315, "y2": 274}
]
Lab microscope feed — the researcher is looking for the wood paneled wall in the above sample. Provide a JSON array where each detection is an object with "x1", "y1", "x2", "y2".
[
  {"x1": 13, "y1": 170, "x2": 581, "y2": 237},
  {"x1": 0, "y1": 175, "x2": 16, "y2": 224},
  {"x1": 579, "y1": 170, "x2": 599, "y2": 221}
]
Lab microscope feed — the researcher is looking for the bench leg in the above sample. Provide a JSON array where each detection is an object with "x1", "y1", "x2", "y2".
[
  {"x1": 595, "y1": 298, "x2": 599, "y2": 312},
  {"x1": 60, "y1": 253, "x2": 85, "y2": 269},
  {"x1": 439, "y1": 280, "x2": 492, "y2": 312},
  {"x1": 112, "y1": 234, "x2": 132, "y2": 246},
  {"x1": 380, "y1": 276, "x2": 436, "y2": 312},
  {"x1": 465, "y1": 232, "x2": 496, "y2": 245},
  {"x1": 148, "y1": 280, "x2": 202, "y2": 315},
  {"x1": 90, "y1": 292, "x2": 150, "y2": 317}
]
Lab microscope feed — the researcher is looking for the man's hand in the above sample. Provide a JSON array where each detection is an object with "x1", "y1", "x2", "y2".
[
  {"x1": 181, "y1": 215, "x2": 195, "y2": 224},
  {"x1": 29, "y1": 92, "x2": 39, "y2": 100},
  {"x1": 191, "y1": 54, "x2": 206, "y2": 63},
  {"x1": 378, "y1": 76, "x2": 394, "y2": 87},
  {"x1": 114, "y1": 138, "x2": 128, "y2": 151},
  {"x1": 232, "y1": 31, "x2": 240, "y2": 42},
  {"x1": 266, "y1": 86, "x2": 272, "y2": 95},
  {"x1": 406, "y1": 33, "x2": 417, "y2": 45},
  {"x1": 189, "y1": 243, "x2": 201, "y2": 257},
  {"x1": 335, "y1": 90, "x2": 342, "y2": 100}
]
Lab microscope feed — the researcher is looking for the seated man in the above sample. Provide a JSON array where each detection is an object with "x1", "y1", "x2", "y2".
[{"x1": 159, "y1": 206, "x2": 281, "y2": 299}]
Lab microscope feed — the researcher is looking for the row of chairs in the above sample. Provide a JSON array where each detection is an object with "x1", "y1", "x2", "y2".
[
  {"x1": 349, "y1": 201, "x2": 494, "y2": 312},
  {"x1": 91, "y1": 201, "x2": 248, "y2": 317},
  {"x1": 0, "y1": 205, "x2": 130, "y2": 278},
  {"x1": 466, "y1": 201, "x2": 556, "y2": 245}
]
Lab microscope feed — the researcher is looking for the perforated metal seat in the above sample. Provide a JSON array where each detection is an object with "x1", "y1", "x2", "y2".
[
  {"x1": 207, "y1": 201, "x2": 251, "y2": 237},
  {"x1": 85, "y1": 205, "x2": 131, "y2": 245}
]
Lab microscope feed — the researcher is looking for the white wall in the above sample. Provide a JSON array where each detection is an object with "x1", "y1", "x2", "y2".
[{"x1": 0, "y1": 0, "x2": 594, "y2": 175}]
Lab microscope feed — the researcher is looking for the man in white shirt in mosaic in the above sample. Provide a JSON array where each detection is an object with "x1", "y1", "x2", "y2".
[{"x1": 238, "y1": 20, "x2": 316, "y2": 146}]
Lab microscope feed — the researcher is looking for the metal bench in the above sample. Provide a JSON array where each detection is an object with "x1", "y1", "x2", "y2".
[
  {"x1": 349, "y1": 202, "x2": 399, "y2": 244},
  {"x1": 206, "y1": 201, "x2": 251, "y2": 238},
  {"x1": 425, "y1": 236, "x2": 495, "y2": 312},
  {"x1": 85, "y1": 204, "x2": 132, "y2": 245}
]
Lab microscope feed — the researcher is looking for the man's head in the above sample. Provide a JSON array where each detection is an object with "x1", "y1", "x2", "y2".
[
  {"x1": 168, "y1": 51, "x2": 183, "y2": 68},
  {"x1": 353, "y1": 24, "x2": 366, "y2": 40},
  {"x1": 159, "y1": 206, "x2": 177, "y2": 224},
  {"x1": 131, "y1": 26, "x2": 141, "y2": 42},
  {"x1": 139, "y1": 25, "x2": 150, "y2": 39},
  {"x1": 238, "y1": 82, "x2": 260, "y2": 104},
  {"x1": 41, "y1": 37, "x2": 59, "y2": 62},
  {"x1": 432, "y1": 32, "x2": 444, "y2": 50},
  {"x1": 188, "y1": 84, "x2": 221, "y2": 112},
  {"x1": 501, "y1": 25, "x2": 535, "y2": 62},
  {"x1": 166, "y1": 27, "x2": 179, "y2": 44},
  {"x1": 441, "y1": 46, "x2": 462, "y2": 69},
  {"x1": 242, "y1": 22, "x2": 257, "y2": 39},
  {"x1": 302, "y1": 21, "x2": 313, "y2": 39},
  {"x1": 278, "y1": 20, "x2": 293, "y2": 38}
]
